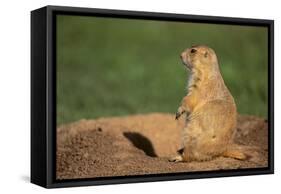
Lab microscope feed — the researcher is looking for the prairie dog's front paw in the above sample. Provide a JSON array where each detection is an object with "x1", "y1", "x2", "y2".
[
  {"x1": 175, "y1": 112, "x2": 181, "y2": 120},
  {"x1": 175, "y1": 107, "x2": 185, "y2": 120}
]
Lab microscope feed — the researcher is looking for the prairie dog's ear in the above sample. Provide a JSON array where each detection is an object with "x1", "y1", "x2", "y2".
[{"x1": 204, "y1": 51, "x2": 208, "y2": 58}]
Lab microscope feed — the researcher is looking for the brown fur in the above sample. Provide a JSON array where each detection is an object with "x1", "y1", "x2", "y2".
[{"x1": 170, "y1": 45, "x2": 246, "y2": 162}]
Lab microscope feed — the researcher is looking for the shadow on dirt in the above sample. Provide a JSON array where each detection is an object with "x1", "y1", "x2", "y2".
[{"x1": 123, "y1": 132, "x2": 157, "y2": 157}]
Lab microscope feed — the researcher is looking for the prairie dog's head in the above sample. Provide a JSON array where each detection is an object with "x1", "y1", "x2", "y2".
[{"x1": 180, "y1": 45, "x2": 219, "y2": 72}]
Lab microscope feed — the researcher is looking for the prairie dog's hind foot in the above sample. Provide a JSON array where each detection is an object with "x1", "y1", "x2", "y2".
[
  {"x1": 222, "y1": 148, "x2": 248, "y2": 160},
  {"x1": 169, "y1": 154, "x2": 183, "y2": 162}
]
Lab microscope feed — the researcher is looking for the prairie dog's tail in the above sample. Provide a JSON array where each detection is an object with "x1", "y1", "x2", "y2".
[{"x1": 222, "y1": 145, "x2": 248, "y2": 160}]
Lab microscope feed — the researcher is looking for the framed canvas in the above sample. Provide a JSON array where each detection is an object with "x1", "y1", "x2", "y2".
[{"x1": 31, "y1": 5, "x2": 274, "y2": 188}]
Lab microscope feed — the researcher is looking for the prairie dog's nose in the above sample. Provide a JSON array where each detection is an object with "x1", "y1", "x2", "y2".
[{"x1": 180, "y1": 52, "x2": 185, "y2": 59}]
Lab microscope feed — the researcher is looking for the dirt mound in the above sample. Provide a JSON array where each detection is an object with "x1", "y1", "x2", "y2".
[{"x1": 57, "y1": 113, "x2": 268, "y2": 180}]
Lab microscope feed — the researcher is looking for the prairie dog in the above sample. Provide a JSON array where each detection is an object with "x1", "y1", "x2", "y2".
[{"x1": 170, "y1": 45, "x2": 246, "y2": 162}]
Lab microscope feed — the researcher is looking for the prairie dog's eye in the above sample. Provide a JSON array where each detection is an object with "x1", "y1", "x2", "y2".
[{"x1": 190, "y1": 48, "x2": 197, "y2": 53}]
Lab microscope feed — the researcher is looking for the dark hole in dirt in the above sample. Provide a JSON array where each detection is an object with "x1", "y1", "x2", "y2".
[{"x1": 123, "y1": 132, "x2": 157, "y2": 157}]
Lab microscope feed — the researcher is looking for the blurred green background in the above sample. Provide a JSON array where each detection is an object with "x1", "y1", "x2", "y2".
[{"x1": 57, "y1": 15, "x2": 268, "y2": 125}]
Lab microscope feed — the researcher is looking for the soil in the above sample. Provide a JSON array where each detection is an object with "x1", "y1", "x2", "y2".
[{"x1": 56, "y1": 113, "x2": 268, "y2": 180}]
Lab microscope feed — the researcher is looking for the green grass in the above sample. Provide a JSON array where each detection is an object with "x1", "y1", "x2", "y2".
[{"x1": 57, "y1": 15, "x2": 268, "y2": 125}]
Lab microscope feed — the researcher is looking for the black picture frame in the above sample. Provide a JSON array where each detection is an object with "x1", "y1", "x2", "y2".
[{"x1": 31, "y1": 5, "x2": 274, "y2": 188}]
